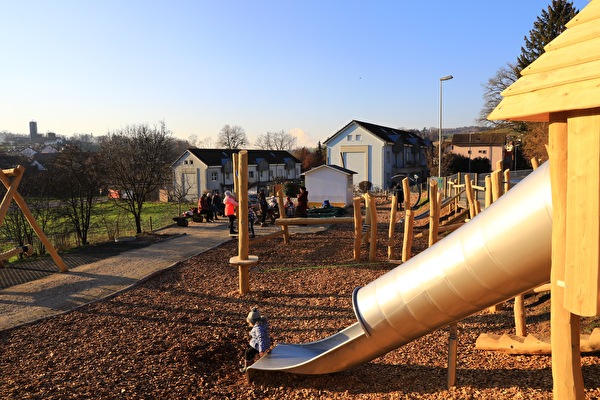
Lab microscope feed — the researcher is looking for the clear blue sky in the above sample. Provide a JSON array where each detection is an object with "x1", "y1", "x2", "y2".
[{"x1": 0, "y1": 0, "x2": 591, "y2": 147}]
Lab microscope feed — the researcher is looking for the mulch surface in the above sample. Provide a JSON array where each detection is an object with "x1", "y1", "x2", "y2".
[{"x1": 1, "y1": 199, "x2": 599, "y2": 399}]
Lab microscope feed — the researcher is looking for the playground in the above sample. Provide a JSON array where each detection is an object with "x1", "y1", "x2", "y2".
[{"x1": 1, "y1": 195, "x2": 599, "y2": 399}]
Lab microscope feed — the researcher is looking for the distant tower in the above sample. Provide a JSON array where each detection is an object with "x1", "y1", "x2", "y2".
[{"x1": 29, "y1": 120, "x2": 38, "y2": 142}]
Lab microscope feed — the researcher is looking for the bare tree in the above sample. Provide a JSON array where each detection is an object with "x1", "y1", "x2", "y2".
[
  {"x1": 217, "y1": 124, "x2": 248, "y2": 149},
  {"x1": 187, "y1": 134, "x2": 199, "y2": 147},
  {"x1": 197, "y1": 137, "x2": 214, "y2": 148},
  {"x1": 99, "y1": 121, "x2": 176, "y2": 234},
  {"x1": 171, "y1": 173, "x2": 196, "y2": 215},
  {"x1": 53, "y1": 145, "x2": 105, "y2": 245},
  {"x1": 255, "y1": 130, "x2": 297, "y2": 151},
  {"x1": 478, "y1": 63, "x2": 523, "y2": 128}
]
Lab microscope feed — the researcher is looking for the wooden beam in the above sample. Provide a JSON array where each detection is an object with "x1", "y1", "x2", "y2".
[
  {"x1": 353, "y1": 197, "x2": 362, "y2": 261},
  {"x1": 275, "y1": 217, "x2": 355, "y2": 226},
  {"x1": 0, "y1": 166, "x2": 67, "y2": 272},
  {"x1": 549, "y1": 112, "x2": 584, "y2": 399},
  {"x1": 564, "y1": 112, "x2": 600, "y2": 315}
]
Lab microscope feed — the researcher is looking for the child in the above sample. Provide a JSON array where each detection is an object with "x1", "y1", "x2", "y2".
[
  {"x1": 248, "y1": 206, "x2": 256, "y2": 238},
  {"x1": 285, "y1": 196, "x2": 295, "y2": 217},
  {"x1": 240, "y1": 307, "x2": 271, "y2": 373},
  {"x1": 223, "y1": 191, "x2": 238, "y2": 234}
]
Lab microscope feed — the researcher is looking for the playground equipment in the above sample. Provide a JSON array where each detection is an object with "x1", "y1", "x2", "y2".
[
  {"x1": 228, "y1": 151, "x2": 259, "y2": 295},
  {"x1": 248, "y1": 160, "x2": 552, "y2": 375},
  {"x1": 0, "y1": 166, "x2": 66, "y2": 272}
]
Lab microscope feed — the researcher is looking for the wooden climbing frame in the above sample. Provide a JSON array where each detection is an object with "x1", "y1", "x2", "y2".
[{"x1": 0, "y1": 166, "x2": 67, "y2": 272}]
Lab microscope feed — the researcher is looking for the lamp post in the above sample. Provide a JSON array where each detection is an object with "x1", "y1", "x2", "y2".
[
  {"x1": 438, "y1": 75, "x2": 453, "y2": 178},
  {"x1": 468, "y1": 131, "x2": 472, "y2": 174}
]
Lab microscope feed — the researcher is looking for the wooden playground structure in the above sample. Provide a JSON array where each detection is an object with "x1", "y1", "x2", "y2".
[
  {"x1": 0, "y1": 166, "x2": 66, "y2": 272},
  {"x1": 227, "y1": 5, "x2": 600, "y2": 390}
]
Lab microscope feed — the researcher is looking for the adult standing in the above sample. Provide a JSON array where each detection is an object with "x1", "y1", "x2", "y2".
[
  {"x1": 295, "y1": 186, "x2": 308, "y2": 218},
  {"x1": 258, "y1": 189, "x2": 269, "y2": 227},
  {"x1": 212, "y1": 191, "x2": 224, "y2": 216},
  {"x1": 224, "y1": 191, "x2": 239, "y2": 234},
  {"x1": 198, "y1": 193, "x2": 214, "y2": 222},
  {"x1": 207, "y1": 192, "x2": 220, "y2": 220}
]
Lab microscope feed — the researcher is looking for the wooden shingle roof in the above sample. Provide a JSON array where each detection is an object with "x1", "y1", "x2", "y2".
[{"x1": 488, "y1": 1, "x2": 600, "y2": 122}]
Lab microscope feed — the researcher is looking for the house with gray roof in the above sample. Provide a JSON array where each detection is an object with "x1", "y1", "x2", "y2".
[
  {"x1": 171, "y1": 148, "x2": 301, "y2": 201},
  {"x1": 323, "y1": 120, "x2": 432, "y2": 190}
]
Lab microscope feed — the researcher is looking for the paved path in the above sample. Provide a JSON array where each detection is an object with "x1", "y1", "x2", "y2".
[{"x1": 0, "y1": 221, "x2": 326, "y2": 332}]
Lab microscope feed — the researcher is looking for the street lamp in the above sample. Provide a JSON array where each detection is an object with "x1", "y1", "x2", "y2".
[{"x1": 438, "y1": 75, "x2": 453, "y2": 177}]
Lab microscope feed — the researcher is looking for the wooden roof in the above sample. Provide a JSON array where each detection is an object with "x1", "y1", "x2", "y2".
[{"x1": 488, "y1": 0, "x2": 600, "y2": 122}]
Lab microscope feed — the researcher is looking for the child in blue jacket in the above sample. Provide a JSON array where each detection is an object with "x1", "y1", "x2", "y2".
[{"x1": 240, "y1": 307, "x2": 271, "y2": 373}]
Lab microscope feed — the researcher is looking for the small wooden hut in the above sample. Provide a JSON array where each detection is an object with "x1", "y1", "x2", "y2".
[{"x1": 488, "y1": 1, "x2": 600, "y2": 398}]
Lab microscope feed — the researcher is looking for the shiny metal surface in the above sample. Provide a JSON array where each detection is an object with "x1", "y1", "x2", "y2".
[{"x1": 250, "y1": 162, "x2": 552, "y2": 375}]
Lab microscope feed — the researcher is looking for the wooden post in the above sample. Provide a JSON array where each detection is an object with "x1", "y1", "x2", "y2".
[
  {"x1": 0, "y1": 166, "x2": 67, "y2": 272},
  {"x1": 447, "y1": 323, "x2": 458, "y2": 388},
  {"x1": 388, "y1": 191, "x2": 398, "y2": 260},
  {"x1": 229, "y1": 151, "x2": 259, "y2": 295},
  {"x1": 490, "y1": 170, "x2": 502, "y2": 202},
  {"x1": 503, "y1": 169, "x2": 511, "y2": 194},
  {"x1": 549, "y1": 113, "x2": 584, "y2": 399},
  {"x1": 401, "y1": 178, "x2": 414, "y2": 263},
  {"x1": 464, "y1": 175, "x2": 475, "y2": 220},
  {"x1": 0, "y1": 167, "x2": 23, "y2": 226},
  {"x1": 276, "y1": 190, "x2": 290, "y2": 244},
  {"x1": 353, "y1": 197, "x2": 362, "y2": 261},
  {"x1": 428, "y1": 180, "x2": 439, "y2": 247},
  {"x1": 368, "y1": 193, "x2": 377, "y2": 262}
]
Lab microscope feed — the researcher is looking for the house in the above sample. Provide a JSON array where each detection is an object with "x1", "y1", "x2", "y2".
[
  {"x1": 303, "y1": 164, "x2": 356, "y2": 208},
  {"x1": 323, "y1": 120, "x2": 432, "y2": 190},
  {"x1": 450, "y1": 132, "x2": 506, "y2": 171},
  {"x1": 171, "y1": 148, "x2": 302, "y2": 201}
]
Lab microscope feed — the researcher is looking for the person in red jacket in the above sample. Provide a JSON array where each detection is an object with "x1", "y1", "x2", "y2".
[
  {"x1": 295, "y1": 186, "x2": 308, "y2": 218},
  {"x1": 223, "y1": 191, "x2": 238, "y2": 234}
]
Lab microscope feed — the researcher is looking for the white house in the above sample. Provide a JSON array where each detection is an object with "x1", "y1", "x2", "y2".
[
  {"x1": 171, "y1": 148, "x2": 302, "y2": 201},
  {"x1": 303, "y1": 164, "x2": 356, "y2": 208},
  {"x1": 323, "y1": 120, "x2": 432, "y2": 190}
]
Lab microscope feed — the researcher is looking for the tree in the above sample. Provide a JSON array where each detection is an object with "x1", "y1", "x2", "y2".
[
  {"x1": 478, "y1": 63, "x2": 524, "y2": 130},
  {"x1": 53, "y1": 145, "x2": 105, "y2": 245},
  {"x1": 291, "y1": 147, "x2": 324, "y2": 172},
  {"x1": 480, "y1": 0, "x2": 578, "y2": 167},
  {"x1": 255, "y1": 130, "x2": 297, "y2": 151},
  {"x1": 517, "y1": 0, "x2": 578, "y2": 71},
  {"x1": 100, "y1": 121, "x2": 176, "y2": 234},
  {"x1": 217, "y1": 124, "x2": 248, "y2": 149}
]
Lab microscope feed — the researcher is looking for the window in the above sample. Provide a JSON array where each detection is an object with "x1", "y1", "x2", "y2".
[
  {"x1": 189, "y1": 160, "x2": 193, "y2": 165},
  {"x1": 249, "y1": 171, "x2": 254, "y2": 179},
  {"x1": 386, "y1": 151, "x2": 390, "y2": 164},
  {"x1": 355, "y1": 134, "x2": 362, "y2": 141},
  {"x1": 211, "y1": 172, "x2": 218, "y2": 181},
  {"x1": 347, "y1": 135, "x2": 353, "y2": 141},
  {"x1": 184, "y1": 160, "x2": 188, "y2": 165},
  {"x1": 478, "y1": 150, "x2": 487, "y2": 154}
]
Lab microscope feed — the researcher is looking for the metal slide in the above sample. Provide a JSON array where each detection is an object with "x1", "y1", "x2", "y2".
[{"x1": 249, "y1": 162, "x2": 553, "y2": 375}]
